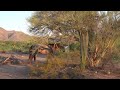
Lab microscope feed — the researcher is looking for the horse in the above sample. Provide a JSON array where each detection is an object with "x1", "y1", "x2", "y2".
[
  {"x1": 48, "y1": 43, "x2": 65, "y2": 55},
  {"x1": 28, "y1": 43, "x2": 66, "y2": 64},
  {"x1": 28, "y1": 44, "x2": 53, "y2": 64}
]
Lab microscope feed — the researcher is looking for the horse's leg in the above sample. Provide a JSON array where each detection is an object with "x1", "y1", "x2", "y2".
[
  {"x1": 29, "y1": 54, "x2": 33, "y2": 64},
  {"x1": 29, "y1": 54, "x2": 31, "y2": 60},
  {"x1": 33, "y1": 55, "x2": 36, "y2": 62}
]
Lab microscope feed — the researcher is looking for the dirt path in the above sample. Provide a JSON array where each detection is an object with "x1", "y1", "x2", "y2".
[
  {"x1": 0, "y1": 52, "x2": 47, "y2": 79},
  {"x1": 0, "y1": 52, "x2": 120, "y2": 79},
  {"x1": 0, "y1": 65, "x2": 30, "y2": 79}
]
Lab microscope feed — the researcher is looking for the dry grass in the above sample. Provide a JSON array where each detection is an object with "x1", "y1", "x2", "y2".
[
  {"x1": 28, "y1": 51, "x2": 88, "y2": 79},
  {"x1": 28, "y1": 48, "x2": 120, "y2": 79}
]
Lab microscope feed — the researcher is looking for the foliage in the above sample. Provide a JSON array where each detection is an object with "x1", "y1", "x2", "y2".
[
  {"x1": 29, "y1": 51, "x2": 88, "y2": 79},
  {"x1": 0, "y1": 41, "x2": 36, "y2": 53},
  {"x1": 27, "y1": 11, "x2": 120, "y2": 71},
  {"x1": 69, "y1": 43, "x2": 80, "y2": 51}
]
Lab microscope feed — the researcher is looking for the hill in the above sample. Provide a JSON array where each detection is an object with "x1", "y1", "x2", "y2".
[{"x1": 0, "y1": 27, "x2": 31, "y2": 41}]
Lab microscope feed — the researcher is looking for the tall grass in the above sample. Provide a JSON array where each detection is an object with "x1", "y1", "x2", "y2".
[
  {"x1": 28, "y1": 51, "x2": 89, "y2": 79},
  {"x1": 28, "y1": 36, "x2": 120, "y2": 78},
  {"x1": 111, "y1": 38, "x2": 120, "y2": 62}
]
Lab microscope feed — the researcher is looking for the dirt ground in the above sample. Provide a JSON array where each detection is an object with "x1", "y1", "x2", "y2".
[
  {"x1": 0, "y1": 52, "x2": 47, "y2": 79},
  {"x1": 0, "y1": 52, "x2": 120, "y2": 79}
]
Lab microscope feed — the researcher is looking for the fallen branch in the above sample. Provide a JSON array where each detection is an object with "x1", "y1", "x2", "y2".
[{"x1": 1, "y1": 55, "x2": 23, "y2": 65}]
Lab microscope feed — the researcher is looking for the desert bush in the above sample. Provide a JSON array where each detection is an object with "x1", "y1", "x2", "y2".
[
  {"x1": 69, "y1": 43, "x2": 80, "y2": 51},
  {"x1": 28, "y1": 51, "x2": 86, "y2": 79},
  {"x1": 0, "y1": 41, "x2": 34, "y2": 53}
]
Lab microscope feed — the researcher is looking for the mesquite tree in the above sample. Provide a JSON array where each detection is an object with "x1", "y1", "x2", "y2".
[
  {"x1": 88, "y1": 11, "x2": 120, "y2": 67},
  {"x1": 27, "y1": 11, "x2": 120, "y2": 71}
]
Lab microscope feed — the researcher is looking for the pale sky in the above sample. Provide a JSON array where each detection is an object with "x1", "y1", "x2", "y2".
[{"x1": 0, "y1": 11, "x2": 34, "y2": 35}]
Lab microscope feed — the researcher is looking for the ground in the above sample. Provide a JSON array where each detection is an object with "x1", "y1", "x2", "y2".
[
  {"x1": 0, "y1": 52, "x2": 47, "y2": 79},
  {"x1": 0, "y1": 52, "x2": 120, "y2": 79}
]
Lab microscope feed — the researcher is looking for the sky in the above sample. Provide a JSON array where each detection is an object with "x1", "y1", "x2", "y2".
[{"x1": 0, "y1": 11, "x2": 34, "y2": 35}]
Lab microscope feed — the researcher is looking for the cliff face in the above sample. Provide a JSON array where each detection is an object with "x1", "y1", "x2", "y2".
[
  {"x1": 0, "y1": 27, "x2": 8, "y2": 41},
  {"x1": 0, "y1": 27, "x2": 30, "y2": 41}
]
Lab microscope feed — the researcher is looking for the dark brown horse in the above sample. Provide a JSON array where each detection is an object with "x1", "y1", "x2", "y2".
[
  {"x1": 48, "y1": 43, "x2": 65, "y2": 54},
  {"x1": 28, "y1": 44, "x2": 53, "y2": 64},
  {"x1": 28, "y1": 43, "x2": 65, "y2": 64}
]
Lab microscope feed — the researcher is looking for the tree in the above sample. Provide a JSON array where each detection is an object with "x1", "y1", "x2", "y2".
[
  {"x1": 27, "y1": 11, "x2": 120, "y2": 71},
  {"x1": 87, "y1": 11, "x2": 120, "y2": 67}
]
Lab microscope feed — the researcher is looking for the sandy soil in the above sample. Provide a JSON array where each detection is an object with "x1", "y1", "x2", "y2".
[
  {"x1": 0, "y1": 52, "x2": 120, "y2": 79},
  {"x1": 0, "y1": 52, "x2": 47, "y2": 79}
]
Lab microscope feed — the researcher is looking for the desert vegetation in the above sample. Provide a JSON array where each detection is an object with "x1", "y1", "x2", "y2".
[{"x1": 0, "y1": 11, "x2": 120, "y2": 79}]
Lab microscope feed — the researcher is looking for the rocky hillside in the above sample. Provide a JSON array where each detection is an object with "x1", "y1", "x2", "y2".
[{"x1": 0, "y1": 27, "x2": 31, "y2": 41}]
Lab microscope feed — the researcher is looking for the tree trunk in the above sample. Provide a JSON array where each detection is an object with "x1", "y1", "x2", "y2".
[{"x1": 79, "y1": 30, "x2": 89, "y2": 71}]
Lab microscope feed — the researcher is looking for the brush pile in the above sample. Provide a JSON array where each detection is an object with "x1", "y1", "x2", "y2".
[{"x1": 0, "y1": 55, "x2": 23, "y2": 65}]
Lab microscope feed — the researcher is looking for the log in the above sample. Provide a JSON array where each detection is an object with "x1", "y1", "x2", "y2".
[
  {"x1": 1, "y1": 55, "x2": 23, "y2": 65},
  {"x1": 2, "y1": 56, "x2": 11, "y2": 64}
]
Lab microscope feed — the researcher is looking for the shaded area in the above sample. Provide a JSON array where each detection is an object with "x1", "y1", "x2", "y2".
[
  {"x1": 0, "y1": 52, "x2": 47, "y2": 79},
  {"x1": 0, "y1": 52, "x2": 120, "y2": 79},
  {"x1": 0, "y1": 65, "x2": 30, "y2": 79}
]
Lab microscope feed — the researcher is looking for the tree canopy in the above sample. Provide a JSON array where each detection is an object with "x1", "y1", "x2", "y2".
[{"x1": 27, "y1": 11, "x2": 120, "y2": 71}]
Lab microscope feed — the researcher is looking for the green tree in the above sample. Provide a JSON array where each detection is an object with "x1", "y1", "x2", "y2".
[
  {"x1": 88, "y1": 11, "x2": 120, "y2": 67},
  {"x1": 27, "y1": 11, "x2": 120, "y2": 71}
]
